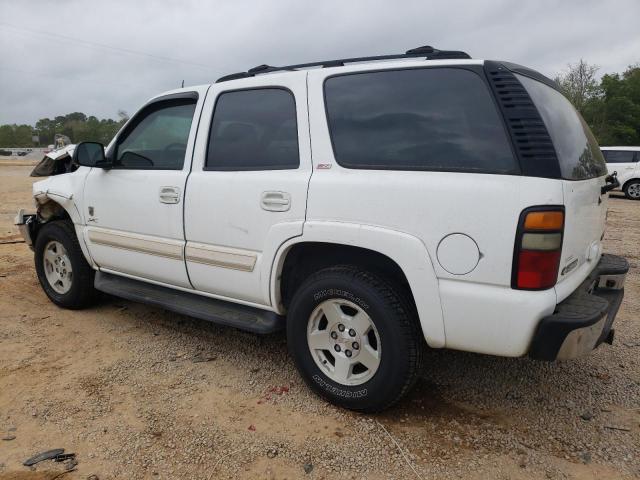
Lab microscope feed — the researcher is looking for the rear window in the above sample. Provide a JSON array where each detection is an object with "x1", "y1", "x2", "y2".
[
  {"x1": 602, "y1": 150, "x2": 637, "y2": 163},
  {"x1": 516, "y1": 74, "x2": 607, "y2": 180},
  {"x1": 324, "y1": 68, "x2": 518, "y2": 173}
]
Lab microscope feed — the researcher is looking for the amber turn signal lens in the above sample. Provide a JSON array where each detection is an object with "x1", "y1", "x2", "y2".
[{"x1": 523, "y1": 211, "x2": 564, "y2": 231}]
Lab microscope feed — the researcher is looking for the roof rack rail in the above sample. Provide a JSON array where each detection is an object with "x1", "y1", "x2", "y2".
[{"x1": 216, "y1": 46, "x2": 471, "y2": 83}]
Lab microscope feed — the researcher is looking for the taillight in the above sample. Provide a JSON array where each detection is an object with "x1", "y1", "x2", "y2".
[{"x1": 512, "y1": 207, "x2": 564, "y2": 290}]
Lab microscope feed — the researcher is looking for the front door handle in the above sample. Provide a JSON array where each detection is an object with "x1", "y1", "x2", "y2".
[
  {"x1": 261, "y1": 191, "x2": 291, "y2": 212},
  {"x1": 159, "y1": 186, "x2": 181, "y2": 204}
]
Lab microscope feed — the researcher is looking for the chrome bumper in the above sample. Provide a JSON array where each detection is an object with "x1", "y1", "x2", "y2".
[{"x1": 529, "y1": 254, "x2": 628, "y2": 361}]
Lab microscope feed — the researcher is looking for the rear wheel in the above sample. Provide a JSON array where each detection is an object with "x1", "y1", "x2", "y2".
[
  {"x1": 34, "y1": 220, "x2": 98, "y2": 309},
  {"x1": 287, "y1": 265, "x2": 422, "y2": 412},
  {"x1": 624, "y1": 180, "x2": 640, "y2": 200}
]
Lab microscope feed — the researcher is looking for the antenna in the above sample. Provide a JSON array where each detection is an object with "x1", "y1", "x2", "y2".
[{"x1": 181, "y1": 79, "x2": 184, "y2": 88}]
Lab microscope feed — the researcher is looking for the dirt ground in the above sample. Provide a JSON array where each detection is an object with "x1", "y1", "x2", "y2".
[{"x1": 1, "y1": 162, "x2": 638, "y2": 480}]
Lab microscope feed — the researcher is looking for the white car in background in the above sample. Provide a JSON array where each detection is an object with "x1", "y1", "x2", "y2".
[{"x1": 601, "y1": 147, "x2": 640, "y2": 199}]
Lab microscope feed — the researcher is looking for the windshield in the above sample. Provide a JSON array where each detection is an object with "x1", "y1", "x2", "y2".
[{"x1": 516, "y1": 74, "x2": 606, "y2": 180}]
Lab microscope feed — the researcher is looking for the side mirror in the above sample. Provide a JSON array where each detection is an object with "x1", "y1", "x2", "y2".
[{"x1": 72, "y1": 142, "x2": 110, "y2": 168}]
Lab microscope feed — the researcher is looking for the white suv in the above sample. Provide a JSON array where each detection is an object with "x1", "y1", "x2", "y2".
[
  {"x1": 16, "y1": 46, "x2": 628, "y2": 411},
  {"x1": 601, "y1": 146, "x2": 640, "y2": 199}
]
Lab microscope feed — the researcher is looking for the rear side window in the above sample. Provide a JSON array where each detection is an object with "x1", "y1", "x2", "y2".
[
  {"x1": 516, "y1": 74, "x2": 607, "y2": 180},
  {"x1": 323, "y1": 68, "x2": 518, "y2": 173},
  {"x1": 206, "y1": 88, "x2": 299, "y2": 170},
  {"x1": 116, "y1": 101, "x2": 196, "y2": 170},
  {"x1": 603, "y1": 150, "x2": 637, "y2": 163}
]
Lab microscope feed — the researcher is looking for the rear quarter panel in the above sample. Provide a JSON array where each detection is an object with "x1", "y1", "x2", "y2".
[{"x1": 306, "y1": 66, "x2": 564, "y2": 354}]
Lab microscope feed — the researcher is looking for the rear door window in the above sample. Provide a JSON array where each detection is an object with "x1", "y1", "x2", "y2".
[
  {"x1": 603, "y1": 150, "x2": 637, "y2": 163},
  {"x1": 516, "y1": 74, "x2": 607, "y2": 180},
  {"x1": 205, "y1": 88, "x2": 299, "y2": 170},
  {"x1": 323, "y1": 67, "x2": 518, "y2": 173}
]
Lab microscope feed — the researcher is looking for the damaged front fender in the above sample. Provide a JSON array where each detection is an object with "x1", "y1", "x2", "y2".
[{"x1": 32, "y1": 175, "x2": 84, "y2": 225}]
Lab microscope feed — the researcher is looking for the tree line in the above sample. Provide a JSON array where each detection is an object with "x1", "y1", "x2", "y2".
[
  {"x1": 0, "y1": 111, "x2": 129, "y2": 148},
  {"x1": 0, "y1": 61, "x2": 638, "y2": 148},
  {"x1": 555, "y1": 61, "x2": 640, "y2": 145}
]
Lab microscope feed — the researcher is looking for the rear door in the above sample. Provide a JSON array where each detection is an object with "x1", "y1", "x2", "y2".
[
  {"x1": 184, "y1": 72, "x2": 311, "y2": 306},
  {"x1": 602, "y1": 149, "x2": 638, "y2": 186},
  {"x1": 83, "y1": 89, "x2": 207, "y2": 287},
  {"x1": 516, "y1": 74, "x2": 608, "y2": 297}
]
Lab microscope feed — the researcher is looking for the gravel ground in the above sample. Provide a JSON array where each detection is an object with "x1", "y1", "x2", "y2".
[{"x1": 0, "y1": 163, "x2": 638, "y2": 480}]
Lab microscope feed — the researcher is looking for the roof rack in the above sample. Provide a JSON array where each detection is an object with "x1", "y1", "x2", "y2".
[{"x1": 216, "y1": 45, "x2": 471, "y2": 83}]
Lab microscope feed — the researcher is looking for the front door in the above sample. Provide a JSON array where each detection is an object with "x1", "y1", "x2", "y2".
[
  {"x1": 83, "y1": 89, "x2": 207, "y2": 287},
  {"x1": 184, "y1": 73, "x2": 312, "y2": 306}
]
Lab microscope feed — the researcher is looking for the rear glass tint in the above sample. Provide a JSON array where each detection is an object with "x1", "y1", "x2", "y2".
[
  {"x1": 324, "y1": 68, "x2": 518, "y2": 173},
  {"x1": 206, "y1": 88, "x2": 299, "y2": 171},
  {"x1": 516, "y1": 74, "x2": 607, "y2": 180}
]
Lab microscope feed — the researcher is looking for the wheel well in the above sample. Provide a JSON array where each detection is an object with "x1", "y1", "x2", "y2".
[
  {"x1": 31, "y1": 200, "x2": 72, "y2": 244},
  {"x1": 622, "y1": 178, "x2": 640, "y2": 191},
  {"x1": 279, "y1": 242, "x2": 413, "y2": 309}
]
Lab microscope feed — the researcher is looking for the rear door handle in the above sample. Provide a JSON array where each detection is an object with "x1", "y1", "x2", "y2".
[
  {"x1": 261, "y1": 191, "x2": 291, "y2": 212},
  {"x1": 159, "y1": 186, "x2": 181, "y2": 204}
]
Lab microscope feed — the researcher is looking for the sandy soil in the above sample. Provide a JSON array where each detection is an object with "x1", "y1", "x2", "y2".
[{"x1": 0, "y1": 163, "x2": 638, "y2": 479}]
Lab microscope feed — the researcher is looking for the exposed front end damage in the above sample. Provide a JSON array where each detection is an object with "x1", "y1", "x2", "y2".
[
  {"x1": 30, "y1": 144, "x2": 77, "y2": 177},
  {"x1": 14, "y1": 209, "x2": 37, "y2": 248},
  {"x1": 14, "y1": 199, "x2": 71, "y2": 251},
  {"x1": 15, "y1": 174, "x2": 85, "y2": 251}
]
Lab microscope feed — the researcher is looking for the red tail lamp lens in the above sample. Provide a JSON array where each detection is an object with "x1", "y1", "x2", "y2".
[
  {"x1": 513, "y1": 208, "x2": 564, "y2": 290},
  {"x1": 516, "y1": 250, "x2": 562, "y2": 289}
]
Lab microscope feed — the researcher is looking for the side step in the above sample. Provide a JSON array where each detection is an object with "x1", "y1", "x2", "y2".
[{"x1": 94, "y1": 271, "x2": 284, "y2": 334}]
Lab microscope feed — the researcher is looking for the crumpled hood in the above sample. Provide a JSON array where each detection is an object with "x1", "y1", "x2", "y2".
[{"x1": 31, "y1": 144, "x2": 77, "y2": 177}]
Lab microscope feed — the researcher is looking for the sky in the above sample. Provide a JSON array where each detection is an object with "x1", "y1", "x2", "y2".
[{"x1": 1, "y1": 0, "x2": 639, "y2": 125}]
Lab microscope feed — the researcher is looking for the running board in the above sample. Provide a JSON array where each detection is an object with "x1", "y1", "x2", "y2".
[{"x1": 94, "y1": 271, "x2": 284, "y2": 334}]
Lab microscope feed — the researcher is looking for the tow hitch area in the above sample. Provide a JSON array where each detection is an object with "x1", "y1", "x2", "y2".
[{"x1": 529, "y1": 254, "x2": 629, "y2": 361}]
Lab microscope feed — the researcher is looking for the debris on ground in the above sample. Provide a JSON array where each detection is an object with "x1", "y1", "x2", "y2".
[{"x1": 22, "y1": 449, "x2": 75, "y2": 467}]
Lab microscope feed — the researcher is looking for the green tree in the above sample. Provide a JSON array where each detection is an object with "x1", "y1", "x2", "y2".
[
  {"x1": 557, "y1": 61, "x2": 640, "y2": 146},
  {"x1": 554, "y1": 59, "x2": 601, "y2": 115}
]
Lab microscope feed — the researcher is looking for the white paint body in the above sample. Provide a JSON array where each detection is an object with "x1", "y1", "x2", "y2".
[
  {"x1": 601, "y1": 146, "x2": 640, "y2": 192},
  {"x1": 30, "y1": 58, "x2": 610, "y2": 357}
]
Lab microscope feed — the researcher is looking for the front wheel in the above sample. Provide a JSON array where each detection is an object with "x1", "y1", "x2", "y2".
[
  {"x1": 287, "y1": 266, "x2": 423, "y2": 412},
  {"x1": 34, "y1": 220, "x2": 98, "y2": 309},
  {"x1": 624, "y1": 180, "x2": 640, "y2": 200}
]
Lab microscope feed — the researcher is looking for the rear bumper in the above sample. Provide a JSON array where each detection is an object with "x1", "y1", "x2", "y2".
[{"x1": 529, "y1": 254, "x2": 628, "y2": 360}]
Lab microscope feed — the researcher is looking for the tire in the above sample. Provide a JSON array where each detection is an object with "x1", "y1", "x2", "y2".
[
  {"x1": 287, "y1": 265, "x2": 423, "y2": 412},
  {"x1": 623, "y1": 180, "x2": 640, "y2": 200},
  {"x1": 34, "y1": 220, "x2": 97, "y2": 309}
]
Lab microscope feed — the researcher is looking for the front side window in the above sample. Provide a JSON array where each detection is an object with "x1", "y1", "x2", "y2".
[
  {"x1": 517, "y1": 74, "x2": 607, "y2": 180},
  {"x1": 602, "y1": 150, "x2": 636, "y2": 163},
  {"x1": 206, "y1": 88, "x2": 299, "y2": 170},
  {"x1": 115, "y1": 101, "x2": 196, "y2": 170},
  {"x1": 323, "y1": 68, "x2": 518, "y2": 173}
]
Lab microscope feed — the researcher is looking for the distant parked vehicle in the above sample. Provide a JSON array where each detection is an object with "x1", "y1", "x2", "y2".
[
  {"x1": 601, "y1": 147, "x2": 640, "y2": 199},
  {"x1": 0, "y1": 149, "x2": 11, "y2": 156}
]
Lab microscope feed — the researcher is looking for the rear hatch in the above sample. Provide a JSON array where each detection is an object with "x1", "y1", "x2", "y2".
[{"x1": 516, "y1": 74, "x2": 608, "y2": 299}]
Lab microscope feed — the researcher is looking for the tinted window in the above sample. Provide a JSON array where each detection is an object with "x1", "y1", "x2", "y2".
[
  {"x1": 116, "y1": 101, "x2": 196, "y2": 170},
  {"x1": 324, "y1": 68, "x2": 518, "y2": 173},
  {"x1": 517, "y1": 74, "x2": 607, "y2": 180},
  {"x1": 602, "y1": 150, "x2": 636, "y2": 163},
  {"x1": 206, "y1": 88, "x2": 299, "y2": 170}
]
